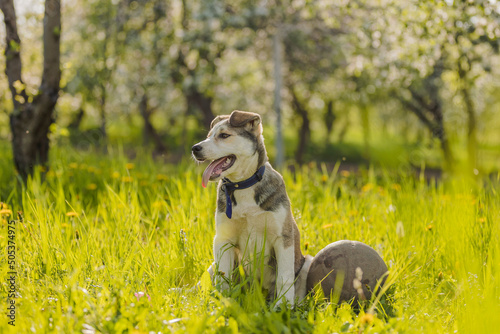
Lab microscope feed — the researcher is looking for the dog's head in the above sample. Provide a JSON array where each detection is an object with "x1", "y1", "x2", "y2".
[{"x1": 192, "y1": 110, "x2": 267, "y2": 187}]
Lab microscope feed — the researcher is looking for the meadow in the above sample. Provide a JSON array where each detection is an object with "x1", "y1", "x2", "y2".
[{"x1": 0, "y1": 144, "x2": 499, "y2": 333}]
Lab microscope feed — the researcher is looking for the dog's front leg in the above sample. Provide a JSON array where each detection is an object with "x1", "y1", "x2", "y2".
[
  {"x1": 274, "y1": 237, "x2": 295, "y2": 306},
  {"x1": 213, "y1": 212, "x2": 238, "y2": 291},
  {"x1": 213, "y1": 235, "x2": 236, "y2": 291}
]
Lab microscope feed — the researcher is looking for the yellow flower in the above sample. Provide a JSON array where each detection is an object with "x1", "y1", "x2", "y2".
[
  {"x1": 156, "y1": 174, "x2": 168, "y2": 181},
  {"x1": 361, "y1": 183, "x2": 374, "y2": 192},
  {"x1": 152, "y1": 201, "x2": 164, "y2": 210},
  {"x1": 112, "y1": 172, "x2": 120, "y2": 179},
  {"x1": 0, "y1": 209, "x2": 12, "y2": 216},
  {"x1": 66, "y1": 211, "x2": 78, "y2": 217},
  {"x1": 321, "y1": 175, "x2": 328, "y2": 183},
  {"x1": 426, "y1": 224, "x2": 433, "y2": 231},
  {"x1": 121, "y1": 176, "x2": 134, "y2": 183},
  {"x1": 391, "y1": 183, "x2": 401, "y2": 191},
  {"x1": 126, "y1": 163, "x2": 135, "y2": 170},
  {"x1": 340, "y1": 170, "x2": 350, "y2": 177},
  {"x1": 86, "y1": 183, "x2": 97, "y2": 190},
  {"x1": 139, "y1": 180, "x2": 149, "y2": 186},
  {"x1": 360, "y1": 313, "x2": 374, "y2": 325},
  {"x1": 69, "y1": 163, "x2": 78, "y2": 169},
  {"x1": 61, "y1": 223, "x2": 68, "y2": 227},
  {"x1": 322, "y1": 223, "x2": 333, "y2": 229}
]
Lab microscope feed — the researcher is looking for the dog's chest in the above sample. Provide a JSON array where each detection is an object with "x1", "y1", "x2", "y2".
[
  {"x1": 217, "y1": 186, "x2": 262, "y2": 219},
  {"x1": 232, "y1": 188, "x2": 260, "y2": 218}
]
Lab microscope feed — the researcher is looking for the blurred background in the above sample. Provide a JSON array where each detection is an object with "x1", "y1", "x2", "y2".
[{"x1": 1, "y1": 0, "x2": 500, "y2": 174}]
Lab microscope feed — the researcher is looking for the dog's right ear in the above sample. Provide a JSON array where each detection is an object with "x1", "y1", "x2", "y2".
[{"x1": 210, "y1": 115, "x2": 230, "y2": 129}]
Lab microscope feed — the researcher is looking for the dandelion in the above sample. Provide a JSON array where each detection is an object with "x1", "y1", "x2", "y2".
[
  {"x1": 478, "y1": 217, "x2": 486, "y2": 223},
  {"x1": 112, "y1": 172, "x2": 120, "y2": 179},
  {"x1": 340, "y1": 170, "x2": 350, "y2": 177},
  {"x1": 0, "y1": 209, "x2": 12, "y2": 216},
  {"x1": 126, "y1": 163, "x2": 135, "y2": 170},
  {"x1": 86, "y1": 183, "x2": 97, "y2": 190},
  {"x1": 426, "y1": 224, "x2": 433, "y2": 231},
  {"x1": 349, "y1": 209, "x2": 359, "y2": 216},
  {"x1": 362, "y1": 183, "x2": 374, "y2": 192},
  {"x1": 69, "y1": 163, "x2": 78, "y2": 169},
  {"x1": 139, "y1": 180, "x2": 149, "y2": 186},
  {"x1": 61, "y1": 223, "x2": 68, "y2": 227},
  {"x1": 66, "y1": 211, "x2": 78, "y2": 217},
  {"x1": 391, "y1": 183, "x2": 401, "y2": 191},
  {"x1": 321, "y1": 175, "x2": 328, "y2": 183},
  {"x1": 156, "y1": 174, "x2": 168, "y2": 181},
  {"x1": 359, "y1": 313, "x2": 374, "y2": 325},
  {"x1": 152, "y1": 201, "x2": 164, "y2": 209},
  {"x1": 121, "y1": 176, "x2": 133, "y2": 183}
]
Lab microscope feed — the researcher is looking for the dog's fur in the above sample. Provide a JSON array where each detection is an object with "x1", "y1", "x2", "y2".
[{"x1": 192, "y1": 110, "x2": 312, "y2": 305}]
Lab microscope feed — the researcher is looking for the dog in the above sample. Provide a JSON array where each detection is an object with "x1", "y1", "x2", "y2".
[{"x1": 192, "y1": 110, "x2": 313, "y2": 305}]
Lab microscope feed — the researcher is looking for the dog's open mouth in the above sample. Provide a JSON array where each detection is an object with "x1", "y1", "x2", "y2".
[{"x1": 202, "y1": 155, "x2": 236, "y2": 187}]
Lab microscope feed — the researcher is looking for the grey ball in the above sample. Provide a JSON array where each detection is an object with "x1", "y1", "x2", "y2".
[{"x1": 306, "y1": 240, "x2": 388, "y2": 302}]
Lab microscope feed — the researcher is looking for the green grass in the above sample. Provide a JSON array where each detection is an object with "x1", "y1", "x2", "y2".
[{"x1": 0, "y1": 143, "x2": 499, "y2": 333}]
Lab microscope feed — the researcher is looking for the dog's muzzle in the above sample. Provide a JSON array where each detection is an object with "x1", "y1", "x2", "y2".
[{"x1": 192, "y1": 144, "x2": 205, "y2": 161}]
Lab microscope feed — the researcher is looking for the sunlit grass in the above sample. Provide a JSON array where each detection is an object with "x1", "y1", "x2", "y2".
[{"x1": 0, "y1": 144, "x2": 499, "y2": 333}]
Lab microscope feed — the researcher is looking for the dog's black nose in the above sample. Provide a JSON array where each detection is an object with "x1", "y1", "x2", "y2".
[{"x1": 192, "y1": 145, "x2": 203, "y2": 152}]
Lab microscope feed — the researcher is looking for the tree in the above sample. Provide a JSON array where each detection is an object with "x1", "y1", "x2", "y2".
[{"x1": 1, "y1": 0, "x2": 61, "y2": 179}]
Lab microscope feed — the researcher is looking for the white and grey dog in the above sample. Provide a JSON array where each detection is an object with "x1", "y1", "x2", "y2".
[{"x1": 192, "y1": 110, "x2": 313, "y2": 305}]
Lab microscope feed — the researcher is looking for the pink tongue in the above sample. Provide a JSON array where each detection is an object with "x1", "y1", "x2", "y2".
[{"x1": 202, "y1": 157, "x2": 226, "y2": 188}]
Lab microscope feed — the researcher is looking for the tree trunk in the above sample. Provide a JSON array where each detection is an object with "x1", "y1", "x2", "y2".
[
  {"x1": 1, "y1": 0, "x2": 61, "y2": 179},
  {"x1": 399, "y1": 90, "x2": 454, "y2": 172},
  {"x1": 68, "y1": 108, "x2": 85, "y2": 130},
  {"x1": 139, "y1": 94, "x2": 166, "y2": 154},
  {"x1": 433, "y1": 113, "x2": 453, "y2": 172},
  {"x1": 290, "y1": 87, "x2": 310, "y2": 165},
  {"x1": 463, "y1": 86, "x2": 477, "y2": 171},
  {"x1": 273, "y1": 27, "x2": 284, "y2": 169},
  {"x1": 190, "y1": 90, "x2": 214, "y2": 130},
  {"x1": 324, "y1": 100, "x2": 336, "y2": 142},
  {"x1": 99, "y1": 84, "x2": 107, "y2": 140},
  {"x1": 457, "y1": 56, "x2": 477, "y2": 172},
  {"x1": 360, "y1": 104, "x2": 370, "y2": 159}
]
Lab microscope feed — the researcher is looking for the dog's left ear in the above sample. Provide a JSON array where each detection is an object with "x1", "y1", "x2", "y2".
[
  {"x1": 210, "y1": 115, "x2": 230, "y2": 129},
  {"x1": 229, "y1": 110, "x2": 261, "y2": 133}
]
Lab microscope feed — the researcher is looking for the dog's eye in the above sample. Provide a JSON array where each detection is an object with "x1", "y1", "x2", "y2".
[{"x1": 219, "y1": 133, "x2": 231, "y2": 139}]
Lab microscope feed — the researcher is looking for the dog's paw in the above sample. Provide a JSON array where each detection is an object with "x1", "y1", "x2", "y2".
[{"x1": 272, "y1": 298, "x2": 294, "y2": 311}]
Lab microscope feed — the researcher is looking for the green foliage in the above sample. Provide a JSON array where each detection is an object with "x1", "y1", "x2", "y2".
[{"x1": 0, "y1": 143, "x2": 499, "y2": 332}]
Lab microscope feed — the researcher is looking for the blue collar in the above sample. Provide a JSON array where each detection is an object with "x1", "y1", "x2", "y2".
[{"x1": 221, "y1": 165, "x2": 266, "y2": 219}]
